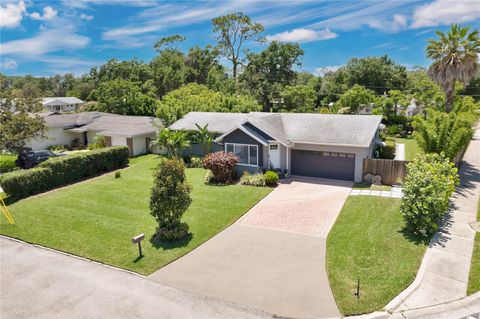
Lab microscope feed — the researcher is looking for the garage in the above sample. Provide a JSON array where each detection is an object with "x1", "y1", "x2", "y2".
[{"x1": 291, "y1": 149, "x2": 355, "y2": 181}]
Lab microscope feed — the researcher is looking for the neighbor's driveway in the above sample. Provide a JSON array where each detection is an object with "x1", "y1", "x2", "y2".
[{"x1": 149, "y1": 176, "x2": 352, "y2": 319}]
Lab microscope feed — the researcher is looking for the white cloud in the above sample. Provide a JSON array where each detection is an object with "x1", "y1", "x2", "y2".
[
  {"x1": 411, "y1": 0, "x2": 480, "y2": 28},
  {"x1": 314, "y1": 65, "x2": 343, "y2": 76},
  {"x1": 267, "y1": 28, "x2": 337, "y2": 43},
  {"x1": 1, "y1": 58, "x2": 18, "y2": 70},
  {"x1": 30, "y1": 6, "x2": 57, "y2": 21},
  {"x1": 0, "y1": 27, "x2": 89, "y2": 56},
  {"x1": 0, "y1": 0, "x2": 26, "y2": 28},
  {"x1": 80, "y1": 13, "x2": 94, "y2": 21},
  {"x1": 369, "y1": 14, "x2": 408, "y2": 33},
  {"x1": 38, "y1": 56, "x2": 103, "y2": 75}
]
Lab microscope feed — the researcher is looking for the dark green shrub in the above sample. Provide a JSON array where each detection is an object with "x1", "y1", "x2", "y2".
[
  {"x1": 115, "y1": 171, "x2": 121, "y2": 178},
  {"x1": 401, "y1": 153, "x2": 459, "y2": 237},
  {"x1": 240, "y1": 172, "x2": 265, "y2": 187},
  {"x1": 378, "y1": 141, "x2": 396, "y2": 159},
  {"x1": 0, "y1": 146, "x2": 129, "y2": 198},
  {"x1": 150, "y1": 159, "x2": 191, "y2": 242},
  {"x1": 263, "y1": 171, "x2": 279, "y2": 186}
]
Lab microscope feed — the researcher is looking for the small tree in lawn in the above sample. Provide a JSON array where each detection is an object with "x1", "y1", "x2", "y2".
[
  {"x1": 203, "y1": 151, "x2": 238, "y2": 183},
  {"x1": 150, "y1": 159, "x2": 191, "y2": 241},
  {"x1": 401, "y1": 153, "x2": 459, "y2": 238}
]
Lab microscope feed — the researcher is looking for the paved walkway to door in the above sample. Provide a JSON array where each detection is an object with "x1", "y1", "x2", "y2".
[{"x1": 149, "y1": 176, "x2": 352, "y2": 319}]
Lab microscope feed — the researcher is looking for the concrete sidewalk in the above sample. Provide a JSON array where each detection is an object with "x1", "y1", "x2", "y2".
[
  {"x1": 386, "y1": 123, "x2": 480, "y2": 312},
  {"x1": 0, "y1": 237, "x2": 271, "y2": 319},
  {"x1": 395, "y1": 143, "x2": 405, "y2": 161}
]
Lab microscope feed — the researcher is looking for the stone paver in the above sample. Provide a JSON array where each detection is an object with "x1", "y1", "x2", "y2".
[
  {"x1": 0, "y1": 237, "x2": 271, "y2": 319},
  {"x1": 395, "y1": 143, "x2": 405, "y2": 160},
  {"x1": 150, "y1": 177, "x2": 349, "y2": 319},
  {"x1": 350, "y1": 186, "x2": 403, "y2": 198},
  {"x1": 386, "y1": 122, "x2": 480, "y2": 313},
  {"x1": 238, "y1": 176, "x2": 352, "y2": 237}
]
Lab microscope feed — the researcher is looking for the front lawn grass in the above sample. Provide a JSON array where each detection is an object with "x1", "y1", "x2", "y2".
[
  {"x1": 467, "y1": 197, "x2": 480, "y2": 295},
  {"x1": 326, "y1": 196, "x2": 427, "y2": 315},
  {"x1": 394, "y1": 137, "x2": 423, "y2": 161},
  {"x1": 0, "y1": 155, "x2": 272, "y2": 275}
]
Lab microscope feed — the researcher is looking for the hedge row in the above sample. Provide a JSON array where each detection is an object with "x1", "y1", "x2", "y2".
[{"x1": 0, "y1": 146, "x2": 129, "y2": 198}]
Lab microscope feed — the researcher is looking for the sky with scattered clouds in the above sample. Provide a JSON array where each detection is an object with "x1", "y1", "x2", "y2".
[{"x1": 0, "y1": 0, "x2": 479, "y2": 76}]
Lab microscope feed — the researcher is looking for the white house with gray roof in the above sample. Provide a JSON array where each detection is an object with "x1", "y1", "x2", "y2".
[
  {"x1": 42, "y1": 97, "x2": 84, "y2": 113},
  {"x1": 170, "y1": 112, "x2": 383, "y2": 182},
  {"x1": 25, "y1": 112, "x2": 161, "y2": 156}
]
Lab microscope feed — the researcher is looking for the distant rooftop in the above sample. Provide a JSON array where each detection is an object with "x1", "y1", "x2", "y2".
[{"x1": 42, "y1": 97, "x2": 84, "y2": 106}]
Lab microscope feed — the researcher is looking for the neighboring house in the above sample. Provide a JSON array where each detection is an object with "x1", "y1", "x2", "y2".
[
  {"x1": 170, "y1": 112, "x2": 383, "y2": 182},
  {"x1": 42, "y1": 97, "x2": 84, "y2": 113},
  {"x1": 25, "y1": 112, "x2": 161, "y2": 156},
  {"x1": 405, "y1": 98, "x2": 423, "y2": 117}
]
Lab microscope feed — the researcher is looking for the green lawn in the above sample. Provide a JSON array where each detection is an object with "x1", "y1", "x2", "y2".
[
  {"x1": 0, "y1": 155, "x2": 272, "y2": 275},
  {"x1": 0, "y1": 154, "x2": 17, "y2": 173},
  {"x1": 326, "y1": 196, "x2": 427, "y2": 315},
  {"x1": 467, "y1": 197, "x2": 480, "y2": 295},
  {"x1": 394, "y1": 137, "x2": 423, "y2": 161}
]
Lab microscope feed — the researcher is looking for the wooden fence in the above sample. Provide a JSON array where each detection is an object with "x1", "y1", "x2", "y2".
[{"x1": 363, "y1": 158, "x2": 409, "y2": 185}]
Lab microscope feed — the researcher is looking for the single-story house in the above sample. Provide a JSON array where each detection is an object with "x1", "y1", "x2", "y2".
[
  {"x1": 25, "y1": 112, "x2": 161, "y2": 156},
  {"x1": 170, "y1": 112, "x2": 383, "y2": 182},
  {"x1": 42, "y1": 97, "x2": 84, "y2": 113}
]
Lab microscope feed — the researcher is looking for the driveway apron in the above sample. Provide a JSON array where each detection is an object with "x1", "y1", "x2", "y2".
[{"x1": 149, "y1": 176, "x2": 352, "y2": 319}]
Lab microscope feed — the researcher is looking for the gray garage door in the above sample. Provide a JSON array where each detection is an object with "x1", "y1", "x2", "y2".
[{"x1": 291, "y1": 150, "x2": 355, "y2": 181}]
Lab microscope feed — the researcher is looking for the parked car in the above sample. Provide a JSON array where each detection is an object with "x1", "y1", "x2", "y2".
[{"x1": 15, "y1": 150, "x2": 65, "y2": 169}]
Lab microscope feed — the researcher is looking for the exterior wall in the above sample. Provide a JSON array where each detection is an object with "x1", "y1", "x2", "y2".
[
  {"x1": 132, "y1": 136, "x2": 149, "y2": 156},
  {"x1": 290, "y1": 143, "x2": 371, "y2": 182},
  {"x1": 222, "y1": 129, "x2": 264, "y2": 167},
  {"x1": 111, "y1": 136, "x2": 127, "y2": 147},
  {"x1": 181, "y1": 142, "x2": 223, "y2": 157},
  {"x1": 25, "y1": 127, "x2": 80, "y2": 150}
]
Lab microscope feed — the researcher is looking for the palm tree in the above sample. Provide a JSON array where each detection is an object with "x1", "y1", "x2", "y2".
[
  {"x1": 151, "y1": 129, "x2": 190, "y2": 158},
  {"x1": 194, "y1": 123, "x2": 215, "y2": 155},
  {"x1": 426, "y1": 24, "x2": 480, "y2": 113}
]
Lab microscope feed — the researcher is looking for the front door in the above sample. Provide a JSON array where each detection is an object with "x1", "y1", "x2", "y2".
[{"x1": 268, "y1": 144, "x2": 281, "y2": 169}]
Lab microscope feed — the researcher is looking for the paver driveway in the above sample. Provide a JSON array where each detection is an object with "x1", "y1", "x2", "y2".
[{"x1": 149, "y1": 176, "x2": 352, "y2": 319}]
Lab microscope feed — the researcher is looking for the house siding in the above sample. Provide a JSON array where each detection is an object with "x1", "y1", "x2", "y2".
[
  {"x1": 222, "y1": 129, "x2": 264, "y2": 167},
  {"x1": 25, "y1": 127, "x2": 80, "y2": 150}
]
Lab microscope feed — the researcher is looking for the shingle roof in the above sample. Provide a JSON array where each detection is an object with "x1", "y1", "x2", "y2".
[
  {"x1": 43, "y1": 112, "x2": 161, "y2": 137},
  {"x1": 170, "y1": 112, "x2": 382, "y2": 147},
  {"x1": 42, "y1": 97, "x2": 84, "y2": 106}
]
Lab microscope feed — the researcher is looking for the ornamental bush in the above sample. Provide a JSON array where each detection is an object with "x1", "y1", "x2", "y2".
[
  {"x1": 203, "y1": 151, "x2": 238, "y2": 183},
  {"x1": 240, "y1": 172, "x2": 265, "y2": 187},
  {"x1": 263, "y1": 171, "x2": 279, "y2": 186},
  {"x1": 0, "y1": 146, "x2": 129, "y2": 198},
  {"x1": 400, "y1": 153, "x2": 459, "y2": 237},
  {"x1": 150, "y1": 159, "x2": 191, "y2": 241}
]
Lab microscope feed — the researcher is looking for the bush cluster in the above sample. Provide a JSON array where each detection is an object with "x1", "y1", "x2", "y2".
[
  {"x1": 203, "y1": 151, "x2": 238, "y2": 183},
  {"x1": 378, "y1": 141, "x2": 396, "y2": 159},
  {"x1": 150, "y1": 159, "x2": 191, "y2": 242},
  {"x1": 400, "y1": 153, "x2": 459, "y2": 237},
  {"x1": 240, "y1": 172, "x2": 265, "y2": 187},
  {"x1": 263, "y1": 170, "x2": 279, "y2": 186},
  {"x1": 183, "y1": 156, "x2": 203, "y2": 168},
  {"x1": 0, "y1": 146, "x2": 129, "y2": 198},
  {"x1": 47, "y1": 144, "x2": 72, "y2": 152}
]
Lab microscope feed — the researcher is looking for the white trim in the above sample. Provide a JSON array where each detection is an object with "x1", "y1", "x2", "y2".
[
  {"x1": 225, "y1": 142, "x2": 259, "y2": 167},
  {"x1": 290, "y1": 140, "x2": 371, "y2": 148}
]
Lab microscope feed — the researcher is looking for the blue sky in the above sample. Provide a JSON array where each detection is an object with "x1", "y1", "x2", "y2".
[{"x1": 1, "y1": 0, "x2": 479, "y2": 77}]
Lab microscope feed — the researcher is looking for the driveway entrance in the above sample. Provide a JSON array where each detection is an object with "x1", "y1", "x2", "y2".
[{"x1": 149, "y1": 177, "x2": 352, "y2": 318}]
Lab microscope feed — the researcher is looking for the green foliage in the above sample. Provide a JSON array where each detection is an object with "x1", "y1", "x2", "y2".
[
  {"x1": 151, "y1": 129, "x2": 190, "y2": 158},
  {"x1": 240, "y1": 41, "x2": 304, "y2": 111},
  {"x1": 378, "y1": 141, "x2": 396, "y2": 159},
  {"x1": 89, "y1": 79, "x2": 158, "y2": 116},
  {"x1": 240, "y1": 172, "x2": 266, "y2": 187},
  {"x1": 413, "y1": 110, "x2": 474, "y2": 160},
  {"x1": 0, "y1": 146, "x2": 129, "y2": 198},
  {"x1": 156, "y1": 83, "x2": 261, "y2": 126},
  {"x1": 154, "y1": 34, "x2": 186, "y2": 52},
  {"x1": 150, "y1": 50, "x2": 187, "y2": 98},
  {"x1": 212, "y1": 12, "x2": 265, "y2": 79},
  {"x1": 336, "y1": 84, "x2": 376, "y2": 114},
  {"x1": 150, "y1": 159, "x2": 191, "y2": 241},
  {"x1": 204, "y1": 169, "x2": 214, "y2": 184},
  {"x1": 280, "y1": 85, "x2": 316, "y2": 112},
  {"x1": 194, "y1": 123, "x2": 215, "y2": 155},
  {"x1": 0, "y1": 154, "x2": 17, "y2": 173},
  {"x1": 47, "y1": 144, "x2": 71, "y2": 152},
  {"x1": 87, "y1": 136, "x2": 107, "y2": 150},
  {"x1": 115, "y1": 171, "x2": 121, "y2": 178},
  {"x1": 401, "y1": 153, "x2": 459, "y2": 237},
  {"x1": 426, "y1": 24, "x2": 480, "y2": 112},
  {"x1": 263, "y1": 170, "x2": 279, "y2": 186},
  {"x1": 0, "y1": 90, "x2": 46, "y2": 150},
  {"x1": 189, "y1": 156, "x2": 203, "y2": 168},
  {"x1": 203, "y1": 151, "x2": 238, "y2": 183}
]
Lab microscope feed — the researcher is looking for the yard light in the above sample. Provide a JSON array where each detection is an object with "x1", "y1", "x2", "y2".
[{"x1": 132, "y1": 233, "x2": 145, "y2": 258}]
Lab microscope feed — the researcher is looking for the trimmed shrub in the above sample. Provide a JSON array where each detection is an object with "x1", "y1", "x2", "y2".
[
  {"x1": 115, "y1": 171, "x2": 121, "y2": 178},
  {"x1": 203, "y1": 151, "x2": 238, "y2": 184},
  {"x1": 400, "y1": 153, "x2": 459, "y2": 237},
  {"x1": 240, "y1": 172, "x2": 265, "y2": 187},
  {"x1": 0, "y1": 146, "x2": 129, "y2": 198},
  {"x1": 150, "y1": 159, "x2": 191, "y2": 242},
  {"x1": 204, "y1": 170, "x2": 214, "y2": 184},
  {"x1": 263, "y1": 171, "x2": 279, "y2": 186}
]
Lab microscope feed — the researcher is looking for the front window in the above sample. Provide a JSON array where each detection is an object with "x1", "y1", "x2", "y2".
[{"x1": 225, "y1": 143, "x2": 258, "y2": 166}]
